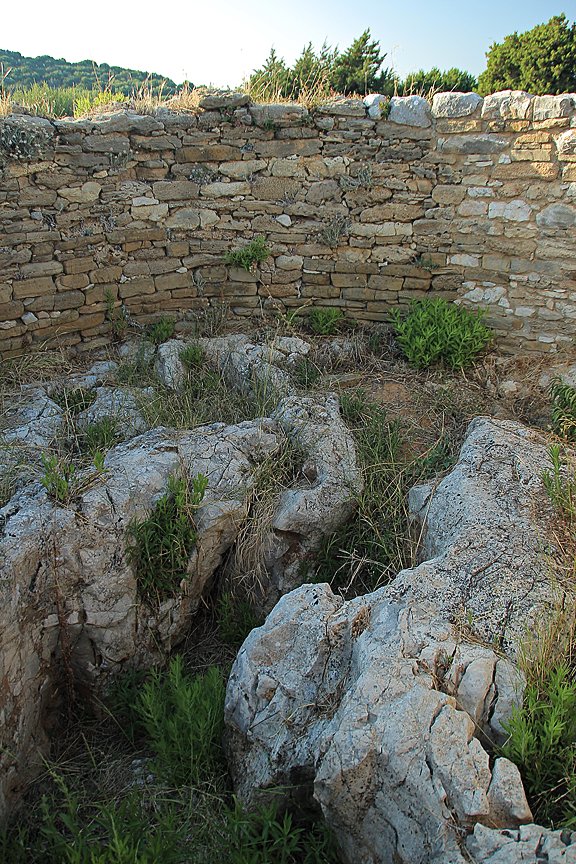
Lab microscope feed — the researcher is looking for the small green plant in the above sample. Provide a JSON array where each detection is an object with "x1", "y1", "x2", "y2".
[
  {"x1": 126, "y1": 472, "x2": 208, "y2": 604},
  {"x1": 104, "y1": 287, "x2": 128, "y2": 340},
  {"x1": 147, "y1": 315, "x2": 176, "y2": 345},
  {"x1": 292, "y1": 357, "x2": 322, "y2": 389},
  {"x1": 502, "y1": 662, "x2": 576, "y2": 828},
  {"x1": 179, "y1": 341, "x2": 204, "y2": 369},
  {"x1": 550, "y1": 378, "x2": 576, "y2": 442},
  {"x1": 51, "y1": 386, "x2": 96, "y2": 416},
  {"x1": 339, "y1": 165, "x2": 373, "y2": 191},
  {"x1": 136, "y1": 656, "x2": 226, "y2": 786},
  {"x1": 542, "y1": 444, "x2": 576, "y2": 527},
  {"x1": 319, "y1": 214, "x2": 350, "y2": 247},
  {"x1": 228, "y1": 799, "x2": 338, "y2": 864},
  {"x1": 379, "y1": 96, "x2": 391, "y2": 119},
  {"x1": 40, "y1": 453, "x2": 77, "y2": 503},
  {"x1": 81, "y1": 417, "x2": 120, "y2": 457},
  {"x1": 390, "y1": 298, "x2": 492, "y2": 370},
  {"x1": 309, "y1": 307, "x2": 344, "y2": 336},
  {"x1": 225, "y1": 236, "x2": 271, "y2": 272},
  {"x1": 216, "y1": 590, "x2": 261, "y2": 648},
  {"x1": 415, "y1": 254, "x2": 441, "y2": 271}
]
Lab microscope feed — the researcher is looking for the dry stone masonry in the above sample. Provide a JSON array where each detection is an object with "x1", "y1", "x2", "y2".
[{"x1": 1, "y1": 89, "x2": 576, "y2": 358}]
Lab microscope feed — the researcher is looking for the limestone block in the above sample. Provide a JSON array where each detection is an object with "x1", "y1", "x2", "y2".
[
  {"x1": 556, "y1": 129, "x2": 576, "y2": 160},
  {"x1": 219, "y1": 160, "x2": 267, "y2": 180},
  {"x1": 532, "y1": 94, "x2": 575, "y2": 121},
  {"x1": 152, "y1": 180, "x2": 200, "y2": 200},
  {"x1": 200, "y1": 181, "x2": 250, "y2": 197},
  {"x1": 59, "y1": 182, "x2": 102, "y2": 203},
  {"x1": 432, "y1": 185, "x2": 466, "y2": 205},
  {"x1": 488, "y1": 200, "x2": 532, "y2": 222},
  {"x1": 249, "y1": 103, "x2": 309, "y2": 125},
  {"x1": 176, "y1": 144, "x2": 238, "y2": 162},
  {"x1": 388, "y1": 95, "x2": 432, "y2": 127},
  {"x1": 91, "y1": 112, "x2": 164, "y2": 134},
  {"x1": 166, "y1": 208, "x2": 218, "y2": 229},
  {"x1": 275, "y1": 255, "x2": 303, "y2": 270},
  {"x1": 363, "y1": 94, "x2": 389, "y2": 120},
  {"x1": 432, "y1": 92, "x2": 483, "y2": 118},
  {"x1": 536, "y1": 203, "x2": 576, "y2": 229},
  {"x1": 316, "y1": 98, "x2": 366, "y2": 117},
  {"x1": 199, "y1": 91, "x2": 250, "y2": 110},
  {"x1": 438, "y1": 134, "x2": 508, "y2": 154},
  {"x1": 84, "y1": 135, "x2": 130, "y2": 154},
  {"x1": 130, "y1": 202, "x2": 169, "y2": 222},
  {"x1": 481, "y1": 90, "x2": 534, "y2": 120}
]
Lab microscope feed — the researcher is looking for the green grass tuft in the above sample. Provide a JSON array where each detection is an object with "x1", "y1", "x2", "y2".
[{"x1": 126, "y1": 473, "x2": 207, "y2": 604}]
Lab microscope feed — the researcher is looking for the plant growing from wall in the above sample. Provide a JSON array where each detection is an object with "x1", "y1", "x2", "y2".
[
  {"x1": 126, "y1": 472, "x2": 208, "y2": 604},
  {"x1": 319, "y1": 214, "x2": 350, "y2": 247},
  {"x1": 390, "y1": 298, "x2": 492, "y2": 370},
  {"x1": 224, "y1": 236, "x2": 271, "y2": 272}
]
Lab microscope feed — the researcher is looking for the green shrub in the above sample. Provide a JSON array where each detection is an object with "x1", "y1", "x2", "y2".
[
  {"x1": 126, "y1": 473, "x2": 207, "y2": 604},
  {"x1": 81, "y1": 417, "x2": 120, "y2": 457},
  {"x1": 179, "y1": 342, "x2": 204, "y2": 369},
  {"x1": 542, "y1": 444, "x2": 576, "y2": 527},
  {"x1": 216, "y1": 591, "x2": 261, "y2": 648},
  {"x1": 147, "y1": 315, "x2": 175, "y2": 345},
  {"x1": 390, "y1": 299, "x2": 492, "y2": 369},
  {"x1": 501, "y1": 663, "x2": 576, "y2": 828},
  {"x1": 292, "y1": 357, "x2": 322, "y2": 389},
  {"x1": 227, "y1": 799, "x2": 338, "y2": 864},
  {"x1": 0, "y1": 774, "x2": 185, "y2": 864},
  {"x1": 225, "y1": 236, "x2": 271, "y2": 271},
  {"x1": 308, "y1": 308, "x2": 344, "y2": 336},
  {"x1": 136, "y1": 656, "x2": 226, "y2": 786},
  {"x1": 550, "y1": 378, "x2": 576, "y2": 442},
  {"x1": 40, "y1": 454, "x2": 77, "y2": 504}
]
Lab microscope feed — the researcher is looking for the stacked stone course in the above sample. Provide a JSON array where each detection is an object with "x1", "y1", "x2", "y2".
[{"x1": 1, "y1": 89, "x2": 575, "y2": 357}]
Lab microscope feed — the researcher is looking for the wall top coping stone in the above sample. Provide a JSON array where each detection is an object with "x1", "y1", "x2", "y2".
[{"x1": 2, "y1": 89, "x2": 576, "y2": 142}]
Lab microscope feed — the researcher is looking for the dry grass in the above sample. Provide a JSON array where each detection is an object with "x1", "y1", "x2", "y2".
[{"x1": 221, "y1": 433, "x2": 304, "y2": 603}]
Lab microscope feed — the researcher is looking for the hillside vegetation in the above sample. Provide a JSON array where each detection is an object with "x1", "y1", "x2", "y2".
[{"x1": 0, "y1": 48, "x2": 179, "y2": 96}]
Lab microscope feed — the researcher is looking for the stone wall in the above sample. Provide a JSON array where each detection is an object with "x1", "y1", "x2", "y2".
[{"x1": 1, "y1": 89, "x2": 575, "y2": 358}]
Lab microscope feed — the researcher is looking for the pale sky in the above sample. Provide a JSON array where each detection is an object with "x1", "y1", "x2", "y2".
[{"x1": 3, "y1": 0, "x2": 572, "y2": 88}]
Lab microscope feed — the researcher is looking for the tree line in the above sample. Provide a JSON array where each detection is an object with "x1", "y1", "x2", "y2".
[{"x1": 248, "y1": 15, "x2": 576, "y2": 99}]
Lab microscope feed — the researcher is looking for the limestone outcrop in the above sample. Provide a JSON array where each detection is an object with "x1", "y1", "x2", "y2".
[{"x1": 225, "y1": 417, "x2": 567, "y2": 864}]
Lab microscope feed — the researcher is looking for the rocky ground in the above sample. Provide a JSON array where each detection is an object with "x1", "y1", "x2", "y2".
[{"x1": 1, "y1": 321, "x2": 576, "y2": 862}]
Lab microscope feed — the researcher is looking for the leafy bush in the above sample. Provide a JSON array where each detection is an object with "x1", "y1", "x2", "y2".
[
  {"x1": 136, "y1": 656, "x2": 226, "y2": 786},
  {"x1": 179, "y1": 342, "x2": 204, "y2": 369},
  {"x1": 40, "y1": 454, "x2": 77, "y2": 503},
  {"x1": 501, "y1": 664, "x2": 576, "y2": 828},
  {"x1": 308, "y1": 308, "x2": 344, "y2": 336},
  {"x1": 126, "y1": 473, "x2": 207, "y2": 604},
  {"x1": 216, "y1": 590, "x2": 261, "y2": 648},
  {"x1": 542, "y1": 444, "x2": 576, "y2": 527},
  {"x1": 147, "y1": 315, "x2": 175, "y2": 345},
  {"x1": 225, "y1": 236, "x2": 270, "y2": 271},
  {"x1": 550, "y1": 378, "x2": 576, "y2": 442},
  {"x1": 81, "y1": 417, "x2": 120, "y2": 457},
  {"x1": 228, "y1": 799, "x2": 337, "y2": 864},
  {"x1": 390, "y1": 299, "x2": 492, "y2": 369}
]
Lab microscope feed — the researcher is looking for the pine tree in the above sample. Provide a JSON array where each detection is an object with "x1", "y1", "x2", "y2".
[
  {"x1": 330, "y1": 29, "x2": 387, "y2": 95},
  {"x1": 478, "y1": 15, "x2": 576, "y2": 95}
]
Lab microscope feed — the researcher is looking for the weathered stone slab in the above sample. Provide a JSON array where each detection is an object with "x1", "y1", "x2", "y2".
[{"x1": 432, "y1": 92, "x2": 483, "y2": 118}]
